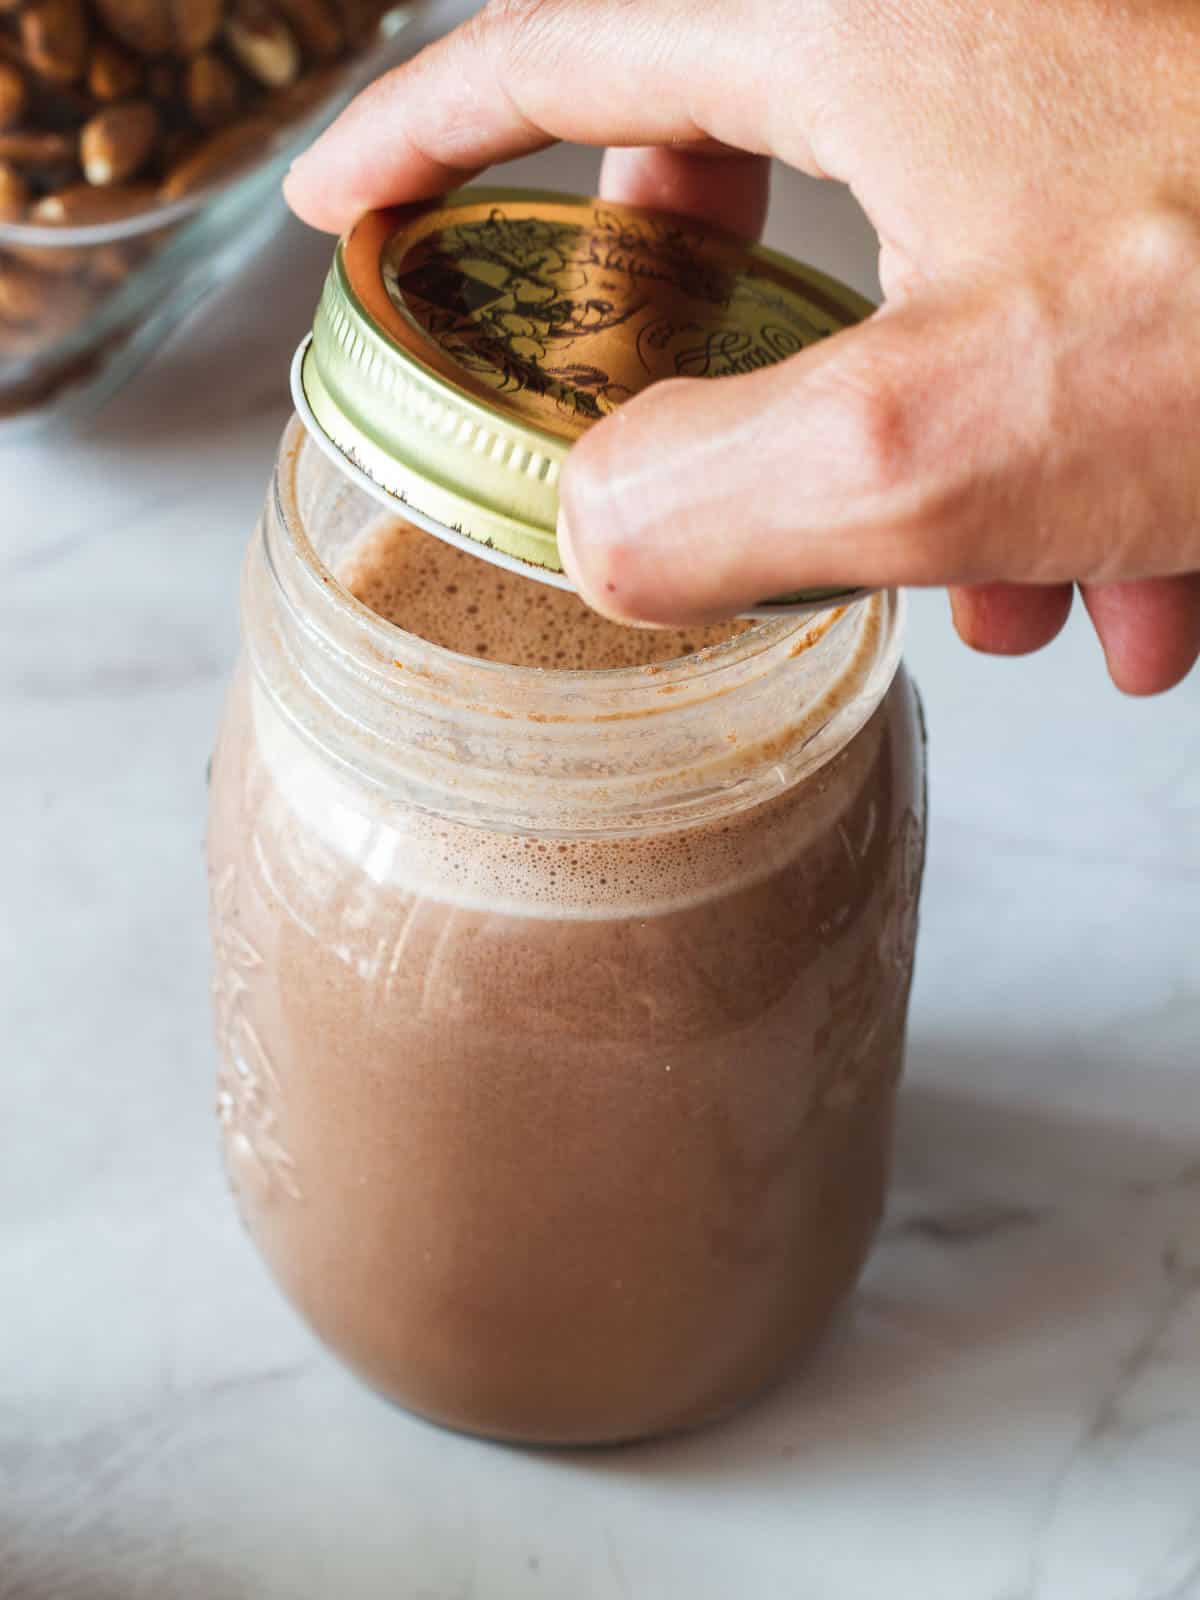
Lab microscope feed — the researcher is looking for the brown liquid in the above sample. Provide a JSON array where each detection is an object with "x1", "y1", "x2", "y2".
[
  {"x1": 208, "y1": 524, "x2": 925, "y2": 1444},
  {"x1": 339, "y1": 516, "x2": 750, "y2": 669}
]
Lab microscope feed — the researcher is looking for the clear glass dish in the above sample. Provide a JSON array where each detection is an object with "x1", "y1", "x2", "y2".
[{"x1": 0, "y1": 2, "x2": 423, "y2": 433}]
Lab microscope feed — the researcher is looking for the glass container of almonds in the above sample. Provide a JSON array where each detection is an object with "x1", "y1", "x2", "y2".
[{"x1": 0, "y1": 0, "x2": 427, "y2": 425}]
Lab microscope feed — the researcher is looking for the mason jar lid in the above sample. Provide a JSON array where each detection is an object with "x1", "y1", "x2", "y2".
[{"x1": 292, "y1": 186, "x2": 873, "y2": 615}]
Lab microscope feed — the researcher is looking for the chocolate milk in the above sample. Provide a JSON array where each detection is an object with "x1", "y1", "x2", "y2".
[
  {"x1": 208, "y1": 520, "x2": 925, "y2": 1444},
  {"x1": 338, "y1": 514, "x2": 751, "y2": 668}
]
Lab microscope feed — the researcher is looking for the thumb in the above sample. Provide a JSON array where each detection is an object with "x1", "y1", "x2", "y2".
[{"x1": 555, "y1": 266, "x2": 1198, "y2": 622}]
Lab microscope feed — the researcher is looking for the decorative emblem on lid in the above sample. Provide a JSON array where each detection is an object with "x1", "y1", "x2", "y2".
[{"x1": 294, "y1": 188, "x2": 874, "y2": 616}]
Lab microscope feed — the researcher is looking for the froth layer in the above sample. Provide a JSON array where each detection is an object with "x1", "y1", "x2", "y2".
[
  {"x1": 338, "y1": 517, "x2": 751, "y2": 670},
  {"x1": 250, "y1": 677, "x2": 886, "y2": 919}
]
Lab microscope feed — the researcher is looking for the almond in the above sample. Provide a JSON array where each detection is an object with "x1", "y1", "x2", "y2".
[
  {"x1": 274, "y1": 0, "x2": 341, "y2": 63},
  {"x1": 184, "y1": 50, "x2": 238, "y2": 128},
  {"x1": 0, "y1": 159, "x2": 29, "y2": 220},
  {"x1": 20, "y1": 0, "x2": 89, "y2": 84},
  {"x1": 263, "y1": 58, "x2": 338, "y2": 125},
  {"x1": 158, "y1": 112, "x2": 274, "y2": 198},
  {"x1": 31, "y1": 177, "x2": 157, "y2": 220},
  {"x1": 94, "y1": 0, "x2": 223, "y2": 59},
  {"x1": 224, "y1": 2, "x2": 300, "y2": 88},
  {"x1": 9, "y1": 179, "x2": 158, "y2": 269},
  {"x1": 87, "y1": 37, "x2": 142, "y2": 100},
  {"x1": 79, "y1": 98, "x2": 157, "y2": 183},
  {"x1": 167, "y1": 0, "x2": 224, "y2": 54},
  {"x1": 0, "y1": 128, "x2": 75, "y2": 164},
  {"x1": 0, "y1": 63, "x2": 28, "y2": 130}
]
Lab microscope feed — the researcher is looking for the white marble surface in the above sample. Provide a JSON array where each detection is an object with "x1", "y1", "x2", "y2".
[{"x1": 3, "y1": 130, "x2": 1199, "y2": 1600}]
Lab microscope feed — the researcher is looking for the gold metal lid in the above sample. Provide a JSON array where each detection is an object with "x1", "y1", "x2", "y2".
[{"x1": 293, "y1": 187, "x2": 873, "y2": 613}]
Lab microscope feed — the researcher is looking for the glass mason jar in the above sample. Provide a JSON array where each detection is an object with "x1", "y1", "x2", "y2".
[{"x1": 207, "y1": 418, "x2": 927, "y2": 1445}]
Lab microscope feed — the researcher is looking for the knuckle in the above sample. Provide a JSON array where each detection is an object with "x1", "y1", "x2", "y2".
[
  {"x1": 462, "y1": 0, "x2": 573, "y2": 132},
  {"x1": 804, "y1": 331, "x2": 974, "y2": 583},
  {"x1": 819, "y1": 360, "x2": 916, "y2": 501},
  {"x1": 1110, "y1": 207, "x2": 1200, "y2": 289},
  {"x1": 470, "y1": 0, "x2": 565, "y2": 66}
]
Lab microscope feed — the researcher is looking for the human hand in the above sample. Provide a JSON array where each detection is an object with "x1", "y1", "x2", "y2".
[{"x1": 286, "y1": 0, "x2": 1200, "y2": 694}]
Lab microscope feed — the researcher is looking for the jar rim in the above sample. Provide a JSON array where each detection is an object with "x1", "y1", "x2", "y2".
[
  {"x1": 273, "y1": 414, "x2": 858, "y2": 710},
  {"x1": 254, "y1": 417, "x2": 905, "y2": 833}
]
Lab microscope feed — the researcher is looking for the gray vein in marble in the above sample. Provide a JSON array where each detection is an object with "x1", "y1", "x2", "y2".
[
  {"x1": 1132, "y1": 1508, "x2": 1200, "y2": 1600},
  {"x1": 3, "y1": 526, "x2": 100, "y2": 581},
  {"x1": 1017, "y1": 1247, "x2": 1200, "y2": 1600},
  {"x1": 891, "y1": 1201, "x2": 1050, "y2": 1245},
  {"x1": 604, "y1": 1529, "x2": 632, "y2": 1600},
  {"x1": 1086, "y1": 1246, "x2": 1199, "y2": 1447},
  {"x1": 3, "y1": 486, "x2": 187, "y2": 581},
  {"x1": 1129, "y1": 1161, "x2": 1200, "y2": 1200},
  {"x1": 1139, "y1": 1543, "x2": 1200, "y2": 1600},
  {"x1": 8, "y1": 1360, "x2": 311, "y2": 1512}
]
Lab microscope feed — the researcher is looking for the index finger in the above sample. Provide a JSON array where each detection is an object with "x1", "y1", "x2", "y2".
[{"x1": 284, "y1": 0, "x2": 808, "y2": 233}]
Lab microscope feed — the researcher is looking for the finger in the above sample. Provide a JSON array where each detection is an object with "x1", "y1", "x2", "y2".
[
  {"x1": 285, "y1": 0, "x2": 803, "y2": 234},
  {"x1": 556, "y1": 261, "x2": 1200, "y2": 624},
  {"x1": 878, "y1": 237, "x2": 924, "y2": 303},
  {"x1": 949, "y1": 582, "x2": 1074, "y2": 656},
  {"x1": 1080, "y1": 575, "x2": 1200, "y2": 696},
  {"x1": 599, "y1": 146, "x2": 771, "y2": 240}
]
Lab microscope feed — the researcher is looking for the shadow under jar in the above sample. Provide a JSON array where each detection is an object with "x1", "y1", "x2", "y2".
[{"x1": 206, "y1": 419, "x2": 928, "y2": 1446}]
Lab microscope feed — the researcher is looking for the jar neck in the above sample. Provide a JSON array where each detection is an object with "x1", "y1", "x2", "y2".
[{"x1": 247, "y1": 418, "x2": 905, "y2": 835}]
